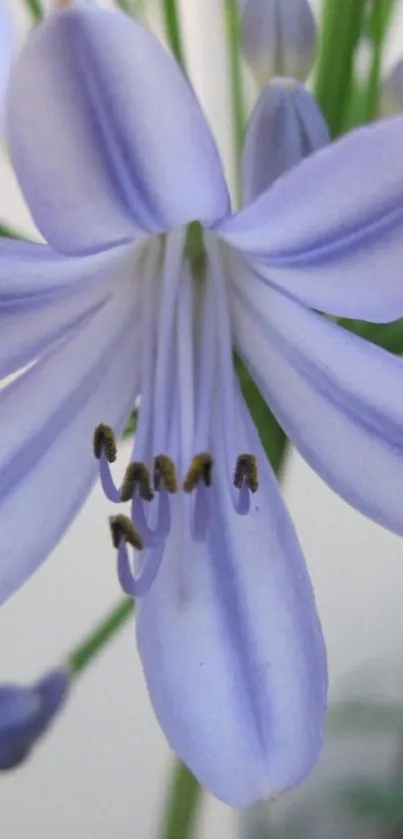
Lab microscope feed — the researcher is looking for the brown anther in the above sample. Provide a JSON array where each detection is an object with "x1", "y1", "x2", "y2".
[
  {"x1": 153, "y1": 455, "x2": 178, "y2": 493},
  {"x1": 93, "y1": 424, "x2": 117, "y2": 463},
  {"x1": 109, "y1": 515, "x2": 144, "y2": 551},
  {"x1": 120, "y1": 462, "x2": 154, "y2": 503},
  {"x1": 183, "y1": 453, "x2": 214, "y2": 493},
  {"x1": 234, "y1": 454, "x2": 259, "y2": 493}
]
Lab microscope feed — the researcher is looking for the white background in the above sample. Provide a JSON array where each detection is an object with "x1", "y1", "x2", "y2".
[{"x1": 1, "y1": 1, "x2": 403, "y2": 837}]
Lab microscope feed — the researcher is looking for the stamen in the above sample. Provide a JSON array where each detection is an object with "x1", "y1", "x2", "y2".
[
  {"x1": 120, "y1": 463, "x2": 154, "y2": 503},
  {"x1": 183, "y1": 453, "x2": 214, "y2": 493},
  {"x1": 93, "y1": 424, "x2": 117, "y2": 463},
  {"x1": 153, "y1": 455, "x2": 177, "y2": 493},
  {"x1": 109, "y1": 515, "x2": 144, "y2": 551},
  {"x1": 233, "y1": 454, "x2": 259, "y2": 493}
]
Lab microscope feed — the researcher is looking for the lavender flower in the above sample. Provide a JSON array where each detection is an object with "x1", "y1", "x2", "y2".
[
  {"x1": 0, "y1": 670, "x2": 69, "y2": 769},
  {"x1": 2, "y1": 4, "x2": 403, "y2": 805},
  {"x1": 0, "y1": 1, "x2": 13, "y2": 116},
  {"x1": 241, "y1": 0, "x2": 317, "y2": 86}
]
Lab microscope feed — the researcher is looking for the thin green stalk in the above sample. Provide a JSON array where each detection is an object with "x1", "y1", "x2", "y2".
[
  {"x1": 314, "y1": 0, "x2": 367, "y2": 137},
  {"x1": 68, "y1": 598, "x2": 134, "y2": 677},
  {"x1": 159, "y1": 763, "x2": 202, "y2": 839},
  {"x1": 24, "y1": 0, "x2": 43, "y2": 22},
  {"x1": 162, "y1": 0, "x2": 186, "y2": 69},
  {"x1": 361, "y1": 0, "x2": 394, "y2": 123},
  {"x1": 224, "y1": 0, "x2": 245, "y2": 205}
]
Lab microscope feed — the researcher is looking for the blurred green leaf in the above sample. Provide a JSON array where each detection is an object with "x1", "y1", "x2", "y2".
[
  {"x1": 235, "y1": 356, "x2": 288, "y2": 477},
  {"x1": 342, "y1": 783, "x2": 403, "y2": 825},
  {"x1": 329, "y1": 700, "x2": 403, "y2": 734},
  {"x1": 339, "y1": 318, "x2": 403, "y2": 356},
  {"x1": 122, "y1": 409, "x2": 138, "y2": 439}
]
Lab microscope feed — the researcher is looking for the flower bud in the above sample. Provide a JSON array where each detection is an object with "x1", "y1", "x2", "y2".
[
  {"x1": 242, "y1": 78, "x2": 329, "y2": 203},
  {"x1": 0, "y1": 669, "x2": 70, "y2": 770},
  {"x1": 381, "y1": 59, "x2": 403, "y2": 117},
  {"x1": 241, "y1": 0, "x2": 317, "y2": 87}
]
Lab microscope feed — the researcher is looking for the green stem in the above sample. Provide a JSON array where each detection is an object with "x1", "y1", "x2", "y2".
[
  {"x1": 68, "y1": 598, "x2": 134, "y2": 677},
  {"x1": 159, "y1": 763, "x2": 202, "y2": 839},
  {"x1": 24, "y1": 0, "x2": 43, "y2": 22},
  {"x1": 162, "y1": 0, "x2": 186, "y2": 68},
  {"x1": 224, "y1": 0, "x2": 245, "y2": 205},
  {"x1": 314, "y1": 0, "x2": 367, "y2": 137},
  {"x1": 361, "y1": 0, "x2": 393, "y2": 123}
]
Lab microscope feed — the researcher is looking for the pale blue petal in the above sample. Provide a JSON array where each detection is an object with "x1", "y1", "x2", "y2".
[
  {"x1": 0, "y1": 239, "x2": 135, "y2": 305},
  {"x1": 242, "y1": 79, "x2": 329, "y2": 203},
  {"x1": 7, "y1": 7, "x2": 229, "y2": 255},
  {"x1": 241, "y1": 0, "x2": 317, "y2": 86},
  {"x1": 137, "y1": 386, "x2": 326, "y2": 806},
  {"x1": 0, "y1": 240, "x2": 136, "y2": 380},
  {"x1": 230, "y1": 254, "x2": 403, "y2": 535},
  {"x1": 0, "y1": 284, "x2": 140, "y2": 605},
  {"x1": 218, "y1": 118, "x2": 403, "y2": 322}
]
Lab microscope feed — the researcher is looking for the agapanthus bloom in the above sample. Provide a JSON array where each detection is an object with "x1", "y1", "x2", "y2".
[
  {"x1": 3, "y1": 5, "x2": 403, "y2": 806},
  {"x1": 240, "y1": 0, "x2": 317, "y2": 86},
  {"x1": 0, "y1": 670, "x2": 69, "y2": 769},
  {"x1": 0, "y1": 0, "x2": 13, "y2": 117}
]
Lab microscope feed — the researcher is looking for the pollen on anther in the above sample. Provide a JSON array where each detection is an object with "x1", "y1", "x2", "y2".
[
  {"x1": 93, "y1": 424, "x2": 117, "y2": 463},
  {"x1": 153, "y1": 455, "x2": 178, "y2": 493},
  {"x1": 120, "y1": 462, "x2": 154, "y2": 503},
  {"x1": 234, "y1": 454, "x2": 259, "y2": 493},
  {"x1": 109, "y1": 514, "x2": 144, "y2": 551},
  {"x1": 183, "y1": 453, "x2": 214, "y2": 493}
]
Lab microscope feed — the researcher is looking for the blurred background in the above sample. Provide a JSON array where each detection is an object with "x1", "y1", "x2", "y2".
[{"x1": 2, "y1": 1, "x2": 403, "y2": 837}]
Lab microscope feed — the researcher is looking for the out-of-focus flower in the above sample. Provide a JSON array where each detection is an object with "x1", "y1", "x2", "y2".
[
  {"x1": 381, "y1": 59, "x2": 403, "y2": 116},
  {"x1": 0, "y1": 670, "x2": 70, "y2": 769},
  {"x1": 240, "y1": 0, "x2": 317, "y2": 86},
  {"x1": 242, "y1": 77, "x2": 329, "y2": 202},
  {"x1": 2, "y1": 5, "x2": 403, "y2": 806},
  {"x1": 0, "y1": 2, "x2": 14, "y2": 116}
]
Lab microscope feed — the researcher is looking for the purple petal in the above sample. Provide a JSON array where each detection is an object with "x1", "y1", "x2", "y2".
[
  {"x1": 7, "y1": 7, "x2": 229, "y2": 255},
  {"x1": 0, "y1": 239, "x2": 134, "y2": 305},
  {"x1": 0, "y1": 283, "x2": 140, "y2": 605},
  {"x1": 241, "y1": 0, "x2": 317, "y2": 86},
  {"x1": 218, "y1": 118, "x2": 403, "y2": 321},
  {"x1": 0, "y1": 241, "x2": 136, "y2": 379},
  {"x1": 242, "y1": 79, "x2": 329, "y2": 203},
  {"x1": 230, "y1": 254, "x2": 403, "y2": 535},
  {"x1": 137, "y1": 387, "x2": 326, "y2": 806}
]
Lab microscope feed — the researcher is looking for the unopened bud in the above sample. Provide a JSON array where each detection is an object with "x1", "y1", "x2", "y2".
[{"x1": 241, "y1": 0, "x2": 317, "y2": 87}]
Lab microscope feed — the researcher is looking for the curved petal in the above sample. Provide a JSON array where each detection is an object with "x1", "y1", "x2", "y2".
[
  {"x1": 7, "y1": 7, "x2": 229, "y2": 255},
  {"x1": 0, "y1": 240, "x2": 136, "y2": 380},
  {"x1": 218, "y1": 118, "x2": 403, "y2": 321},
  {"x1": 242, "y1": 79, "x2": 329, "y2": 203},
  {"x1": 137, "y1": 386, "x2": 326, "y2": 806},
  {"x1": 0, "y1": 238, "x2": 135, "y2": 305},
  {"x1": 0, "y1": 284, "x2": 140, "y2": 605},
  {"x1": 230, "y1": 254, "x2": 403, "y2": 535}
]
